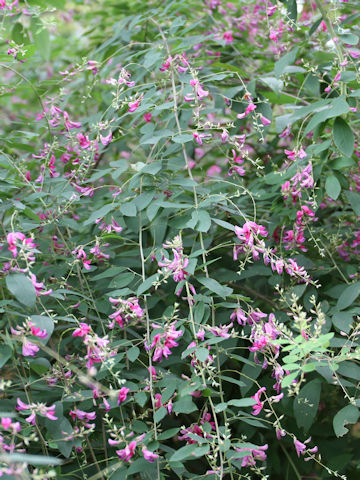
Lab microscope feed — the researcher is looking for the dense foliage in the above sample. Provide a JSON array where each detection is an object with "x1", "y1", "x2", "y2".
[{"x1": 0, "y1": 0, "x2": 360, "y2": 478}]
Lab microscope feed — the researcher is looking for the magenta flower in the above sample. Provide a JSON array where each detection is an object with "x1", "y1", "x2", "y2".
[
  {"x1": 223, "y1": 31, "x2": 234, "y2": 44},
  {"x1": 7, "y1": 232, "x2": 25, "y2": 257},
  {"x1": 29, "y1": 273, "x2": 52, "y2": 296},
  {"x1": 234, "y1": 444, "x2": 268, "y2": 467},
  {"x1": 117, "y1": 387, "x2": 130, "y2": 405},
  {"x1": 116, "y1": 440, "x2": 137, "y2": 462},
  {"x1": 22, "y1": 339, "x2": 39, "y2": 357},
  {"x1": 100, "y1": 131, "x2": 112, "y2": 146},
  {"x1": 73, "y1": 322, "x2": 91, "y2": 337},
  {"x1": 128, "y1": 96, "x2": 142, "y2": 113},
  {"x1": 142, "y1": 447, "x2": 159, "y2": 463},
  {"x1": 251, "y1": 387, "x2": 266, "y2": 415}
]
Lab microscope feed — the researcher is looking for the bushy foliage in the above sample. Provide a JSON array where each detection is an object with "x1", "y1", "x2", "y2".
[{"x1": 0, "y1": 0, "x2": 359, "y2": 479}]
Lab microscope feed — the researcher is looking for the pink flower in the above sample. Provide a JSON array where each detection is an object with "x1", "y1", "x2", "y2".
[
  {"x1": 143, "y1": 113, "x2": 152, "y2": 123},
  {"x1": 22, "y1": 339, "x2": 39, "y2": 357},
  {"x1": 77, "y1": 133, "x2": 91, "y2": 149},
  {"x1": 29, "y1": 273, "x2": 52, "y2": 296},
  {"x1": 128, "y1": 96, "x2": 142, "y2": 113},
  {"x1": 261, "y1": 115, "x2": 271, "y2": 126},
  {"x1": 294, "y1": 438, "x2": 307, "y2": 457},
  {"x1": 30, "y1": 324, "x2": 48, "y2": 338},
  {"x1": 148, "y1": 322, "x2": 183, "y2": 363},
  {"x1": 251, "y1": 387, "x2": 266, "y2": 415},
  {"x1": 223, "y1": 31, "x2": 234, "y2": 44},
  {"x1": 207, "y1": 165, "x2": 221, "y2": 176},
  {"x1": 116, "y1": 440, "x2": 137, "y2": 462},
  {"x1": 234, "y1": 444, "x2": 268, "y2": 467},
  {"x1": 73, "y1": 322, "x2": 91, "y2": 337},
  {"x1": 100, "y1": 131, "x2": 112, "y2": 146},
  {"x1": 1, "y1": 418, "x2": 12, "y2": 430},
  {"x1": 142, "y1": 447, "x2": 159, "y2": 463},
  {"x1": 7, "y1": 232, "x2": 27, "y2": 258},
  {"x1": 117, "y1": 387, "x2": 130, "y2": 404},
  {"x1": 160, "y1": 56, "x2": 172, "y2": 71}
]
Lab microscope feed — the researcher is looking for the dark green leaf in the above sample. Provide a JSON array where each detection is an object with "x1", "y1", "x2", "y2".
[
  {"x1": 333, "y1": 117, "x2": 354, "y2": 157},
  {"x1": 6, "y1": 274, "x2": 36, "y2": 307}
]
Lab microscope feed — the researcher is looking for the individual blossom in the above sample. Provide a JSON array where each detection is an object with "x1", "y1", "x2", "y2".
[
  {"x1": 29, "y1": 273, "x2": 53, "y2": 296},
  {"x1": 251, "y1": 387, "x2": 266, "y2": 415},
  {"x1": 100, "y1": 131, "x2": 112, "y2": 146},
  {"x1": 142, "y1": 447, "x2": 159, "y2": 463},
  {"x1": 208, "y1": 323, "x2": 233, "y2": 339},
  {"x1": 22, "y1": 339, "x2": 40, "y2": 357},
  {"x1": 190, "y1": 79, "x2": 209, "y2": 100},
  {"x1": 117, "y1": 387, "x2": 130, "y2": 404},
  {"x1": 128, "y1": 95, "x2": 143, "y2": 113},
  {"x1": 73, "y1": 322, "x2": 91, "y2": 337},
  {"x1": 223, "y1": 31, "x2": 234, "y2": 44},
  {"x1": 116, "y1": 440, "x2": 137, "y2": 462},
  {"x1": 237, "y1": 102, "x2": 256, "y2": 119},
  {"x1": 234, "y1": 444, "x2": 268, "y2": 467},
  {"x1": 77, "y1": 133, "x2": 92, "y2": 149},
  {"x1": 159, "y1": 56, "x2": 172, "y2": 71},
  {"x1": 72, "y1": 247, "x2": 92, "y2": 270}
]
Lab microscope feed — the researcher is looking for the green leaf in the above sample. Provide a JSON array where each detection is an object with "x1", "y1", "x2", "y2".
[
  {"x1": 282, "y1": 370, "x2": 300, "y2": 388},
  {"x1": 274, "y1": 47, "x2": 299, "y2": 77},
  {"x1": 287, "y1": 0, "x2": 297, "y2": 22},
  {"x1": 304, "y1": 96, "x2": 349, "y2": 135},
  {"x1": 173, "y1": 134, "x2": 194, "y2": 143},
  {"x1": 325, "y1": 175, "x2": 341, "y2": 200},
  {"x1": 137, "y1": 273, "x2": 160, "y2": 295},
  {"x1": 228, "y1": 398, "x2": 256, "y2": 407},
  {"x1": 197, "y1": 277, "x2": 233, "y2": 299},
  {"x1": 31, "y1": 18, "x2": 50, "y2": 61},
  {"x1": 153, "y1": 405, "x2": 168, "y2": 422},
  {"x1": 6, "y1": 274, "x2": 36, "y2": 307},
  {"x1": 187, "y1": 210, "x2": 211, "y2": 232},
  {"x1": 0, "y1": 453, "x2": 62, "y2": 466},
  {"x1": 172, "y1": 396, "x2": 197, "y2": 414},
  {"x1": 140, "y1": 162, "x2": 162, "y2": 175},
  {"x1": 332, "y1": 311, "x2": 354, "y2": 333},
  {"x1": 345, "y1": 190, "x2": 360, "y2": 216},
  {"x1": 195, "y1": 347, "x2": 210, "y2": 362},
  {"x1": 83, "y1": 203, "x2": 114, "y2": 226},
  {"x1": 294, "y1": 380, "x2": 321, "y2": 431},
  {"x1": 333, "y1": 405, "x2": 359, "y2": 437},
  {"x1": 158, "y1": 427, "x2": 179, "y2": 440},
  {"x1": 333, "y1": 117, "x2": 354, "y2": 157},
  {"x1": 120, "y1": 202, "x2": 137, "y2": 217},
  {"x1": 0, "y1": 345, "x2": 12, "y2": 369},
  {"x1": 127, "y1": 346, "x2": 140, "y2": 362},
  {"x1": 169, "y1": 444, "x2": 209, "y2": 462},
  {"x1": 134, "y1": 391, "x2": 147, "y2": 407},
  {"x1": 336, "y1": 282, "x2": 360, "y2": 310}
]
